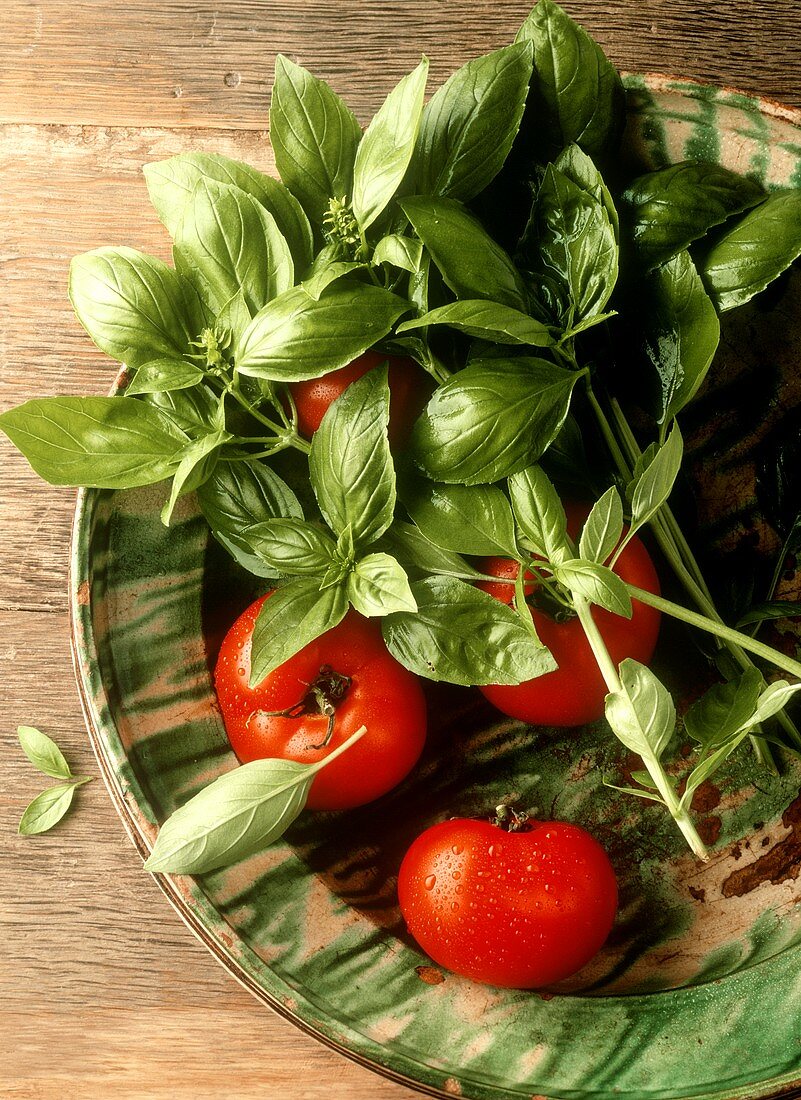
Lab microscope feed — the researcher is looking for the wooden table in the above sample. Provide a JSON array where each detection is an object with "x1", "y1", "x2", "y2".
[{"x1": 2, "y1": 3, "x2": 800, "y2": 1097}]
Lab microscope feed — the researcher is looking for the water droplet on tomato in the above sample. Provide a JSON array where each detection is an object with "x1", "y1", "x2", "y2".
[
  {"x1": 424, "y1": 874, "x2": 436, "y2": 891},
  {"x1": 452, "y1": 844, "x2": 463, "y2": 855},
  {"x1": 488, "y1": 845, "x2": 495, "y2": 857},
  {"x1": 450, "y1": 901, "x2": 459, "y2": 912},
  {"x1": 453, "y1": 870, "x2": 461, "y2": 880}
]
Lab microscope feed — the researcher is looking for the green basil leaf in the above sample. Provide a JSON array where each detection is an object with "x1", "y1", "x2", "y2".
[
  {"x1": 301, "y1": 261, "x2": 367, "y2": 301},
  {"x1": 699, "y1": 190, "x2": 801, "y2": 311},
  {"x1": 508, "y1": 465, "x2": 570, "y2": 562},
  {"x1": 69, "y1": 247, "x2": 206, "y2": 368},
  {"x1": 515, "y1": 0, "x2": 624, "y2": 160},
  {"x1": 18, "y1": 726, "x2": 72, "y2": 780},
  {"x1": 403, "y1": 479, "x2": 518, "y2": 557},
  {"x1": 401, "y1": 195, "x2": 528, "y2": 311},
  {"x1": 270, "y1": 55, "x2": 362, "y2": 228},
  {"x1": 0, "y1": 396, "x2": 189, "y2": 488},
  {"x1": 747, "y1": 681, "x2": 801, "y2": 729},
  {"x1": 605, "y1": 658, "x2": 675, "y2": 761},
  {"x1": 641, "y1": 251, "x2": 720, "y2": 424},
  {"x1": 410, "y1": 358, "x2": 579, "y2": 484},
  {"x1": 398, "y1": 300, "x2": 555, "y2": 347},
  {"x1": 382, "y1": 575, "x2": 555, "y2": 685},
  {"x1": 249, "y1": 578, "x2": 349, "y2": 686},
  {"x1": 372, "y1": 234, "x2": 423, "y2": 273},
  {"x1": 236, "y1": 283, "x2": 409, "y2": 381},
  {"x1": 247, "y1": 518, "x2": 337, "y2": 575},
  {"x1": 412, "y1": 43, "x2": 533, "y2": 201},
  {"x1": 347, "y1": 552, "x2": 417, "y2": 616},
  {"x1": 143, "y1": 151, "x2": 313, "y2": 270},
  {"x1": 554, "y1": 143, "x2": 619, "y2": 241},
  {"x1": 215, "y1": 290, "x2": 253, "y2": 348},
  {"x1": 309, "y1": 365, "x2": 395, "y2": 546},
  {"x1": 578, "y1": 486, "x2": 623, "y2": 565},
  {"x1": 18, "y1": 783, "x2": 80, "y2": 836},
  {"x1": 382, "y1": 522, "x2": 481, "y2": 579},
  {"x1": 161, "y1": 429, "x2": 230, "y2": 526},
  {"x1": 125, "y1": 358, "x2": 205, "y2": 396},
  {"x1": 629, "y1": 422, "x2": 683, "y2": 533},
  {"x1": 603, "y1": 782, "x2": 666, "y2": 806},
  {"x1": 621, "y1": 162, "x2": 765, "y2": 271},
  {"x1": 554, "y1": 558, "x2": 632, "y2": 617},
  {"x1": 196, "y1": 459, "x2": 303, "y2": 577},
  {"x1": 145, "y1": 384, "x2": 218, "y2": 438},
  {"x1": 352, "y1": 58, "x2": 428, "y2": 232},
  {"x1": 143, "y1": 758, "x2": 314, "y2": 873},
  {"x1": 174, "y1": 179, "x2": 294, "y2": 315},
  {"x1": 736, "y1": 601, "x2": 801, "y2": 628},
  {"x1": 684, "y1": 668, "x2": 763, "y2": 750}
]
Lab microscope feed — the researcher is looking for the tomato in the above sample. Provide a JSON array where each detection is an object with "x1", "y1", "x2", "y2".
[
  {"x1": 214, "y1": 595, "x2": 427, "y2": 810},
  {"x1": 288, "y1": 349, "x2": 431, "y2": 447},
  {"x1": 398, "y1": 816, "x2": 618, "y2": 988},
  {"x1": 477, "y1": 502, "x2": 661, "y2": 726}
]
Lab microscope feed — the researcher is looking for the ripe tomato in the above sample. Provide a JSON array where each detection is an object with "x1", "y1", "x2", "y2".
[
  {"x1": 398, "y1": 816, "x2": 618, "y2": 988},
  {"x1": 477, "y1": 502, "x2": 661, "y2": 726},
  {"x1": 288, "y1": 349, "x2": 431, "y2": 447},
  {"x1": 214, "y1": 595, "x2": 427, "y2": 810}
]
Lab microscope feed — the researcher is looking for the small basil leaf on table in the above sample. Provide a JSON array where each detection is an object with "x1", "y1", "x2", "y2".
[
  {"x1": 19, "y1": 783, "x2": 82, "y2": 836},
  {"x1": 18, "y1": 726, "x2": 72, "y2": 781},
  {"x1": 196, "y1": 459, "x2": 303, "y2": 578},
  {"x1": 402, "y1": 479, "x2": 519, "y2": 558},
  {"x1": 410, "y1": 43, "x2": 533, "y2": 202},
  {"x1": 620, "y1": 161, "x2": 765, "y2": 271},
  {"x1": 508, "y1": 465, "x2": 570, "y2": 562},
  {"x1": 381, "y1": 576, "x2": 556, "y2": 686},
  {"x1": 605, "y1": 659, "x2": 676, "y2": 761},
  {"x1": 270, "y1": 55, "x2": 362, "y2": 230},
  {"x1": 0, "y1": 396, "x2": 188, "y2": 488},
  {"x1": 143, "y1": 151, "x2": 313, "y2": 270},
  {"x1": 553, "y1": 559, "x2": 632, "y2": 617},
  {"x1": 382, "y1": 522, "x2": 481, "y2": 579},
  {"x1": 352, "y1": 58, "x2": 429, "y2": 233},
  {"x1": 235, "y1": 283, "x2": 409, "y2": 381},
  {"x1": 249, "y1": 577, "x2": 349, "y2": 686},
  {"x1": 578, "y1": 486, "x2": 624, "y2": 565},
  {"x1": 125, "y1": 358, "x2": 205, "y2": 396},
  {"x1": 372, "y1": 235, "x2": 423, "y2": 274},
  {"x1": 684, "y1": 668, "x2": 764, "y2": 750},
  {"x1": 515, "y1": 0, "x2": 625, "y2": 161},
  {"x1": 161, "y1": 429, "x2": 231, "y2": 527},
  {"x1": 628, "y1": 422, "x2": 683, "y2": 534},
  {"x1": 401, "y1": 195, "x2": 528, "y2": 312},
  {"x1": 410, "y1": 358, "x2": 580, "y2": 484},
  {"x1": 173, "y1": 178, "x2": 294, "y2": 315},
  {"x1": 698, "y1": 190, "x2": 801, "y2": 311},
  {"x1": 737, "y1": 602, "x2": 801, "y2": 628},
  {"x1": 398, "y1": 300, "x2": 556, "y2": 347},
  {"x1": 309, "y1": 365, "x2": 395, "y2": 547},
  {"x1": 69, "y1": 247, "x2": 207, "y2": 368},
  {"x1": 247, "y1": 518, "x2": 338, "y2": 576},
  {"x1": 347, "y1": 553, "x2": 417, "y2": 617}
]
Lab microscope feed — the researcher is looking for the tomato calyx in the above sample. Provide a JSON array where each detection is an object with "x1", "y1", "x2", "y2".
[
  {"x1": 490, "y1": 803, "x2": 534, "y2": 833},
  {"x1": 254, "y1": 665, "x2": 352, "y2": 748}
]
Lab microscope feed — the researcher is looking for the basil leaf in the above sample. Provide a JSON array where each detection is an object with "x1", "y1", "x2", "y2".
[
  {"x1": 249, "y1": 578, "x2": 349, "y2": 686},
  {"x1": 410, "y1": 358, "x2": 579, "y2": 484},
  {"x1": 347, "y1": 553, "x2": 417, "y2": 616},
  {"x1": 508, "y1": 465, "x2": 570, "y2": 562},
  {"x1": 216, "y1": 291, "x2": 253, "y2": 348},
  {"x1": 401, "y1": 195, "x2": 528, "y2": 311},
  {"x1": 737, "y1": 601, "x2": 801, "y2": 628},
  {"x1": 578, "y1": 486, "x2": 623, "y2": 565},
  {"x1": 372, "y1": 234, "x2": 423, "y2": 273},
  {"x1": 621, "y1": 162, "x2": 765, "y2": 271},
  {"x1": 603, "y1": 782, "x2": 666, "y2": 806},
  {"x1": 125, "y1": 358, "x2": 205, "y2": 396},
  {"x1": 352, "y1": 58, "x2": 428, "y2": 232},
  {"x1": 143, "y1": 758, "x2": 314, "y2": 874},
  {"x1": 412, "y1": 43, "x2": 533, "y2": 201},
  {"x1": 684, "y1": 668, "x2": 763, "y2": 750},
  {"x1": 69, "y1": 247, "x2": 206, "y2": 368},
  {"x1": 605, "y1": 658, "x2": 675, "y2": 760},
  {"x1": 383, "y1": 522, "x2": 481, "y2": 579},
  {"x1": 18, "y1": 726, "x2": 72, "y2": 780},
  {"x1": 382, "y1": 575, "x2": 555, "y2": 686},
  {"x1": 247, "y1": 518, "x2": 337, "y2": 575},
  {"x1": 174, "y1": 179, "x2": 294, "y2": 315},
  {"x1": 554, "y1": 558, "x2": 632, "y2": 617},
  {"x1": 301, "y1": 261, "x2": 366, "y2": 301},
  {"x1": 403, "y1": 479, "x2": 518, "y2": 557},
  {"x1": 270, "y1": 55, "x2": 362, "y2": 228},
  {"x1": 699, "y1": 190, "x2": 801, "y2": 311},
  {"x1": 145, "y1": 385, "x2": 218, "y2": 438},
  {"x1": 641, "y1": 251, "x2": 720, "y2": 424},
  {"x1": 161, "y1": 429, "x2": 230, "y2": 526},
  {"x1": 197, "y1": 459, "x2": 303, "y2": 578},
  {"x1": 143, "y1": 151, "x2": 313, "y2": 270},
  {"x1": 398, "y1": 300, "x2": 555, "y2": 347},
  {"x1": 0, "y1": 396, "x2": 188, "y2": 488},
  {"x1": 629, "y1": 422, "x2": 683, "y2": 533},
  {"x1": 309, "y1": 365, "x2": 395, "y2": 546},
  {"x1": 515, "y1": 0, "x2": 624, "y2": 161},
  {"x1": 236, "y1": 283, "x2": 409, "y2": 381},
  {"x1": 19, "y1": 783, "x2": 84, "y2": 836},
  {"x1": 554, "y1": 144, "x2": 619, "y2": 241}
]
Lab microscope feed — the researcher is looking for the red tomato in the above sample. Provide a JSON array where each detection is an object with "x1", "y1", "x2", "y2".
[
  {"x1": 398, "y1": 817, "x2": 618, "y2": 988},
  {"x1": 477, "y1": 502, "x2": 661, "y2": 726},
  {"x1": 288, "y1": 349, "x2": 431, "y2": 447},
  {"x1": 214, "y1": 596, "x2": 427, "y2": 810}
]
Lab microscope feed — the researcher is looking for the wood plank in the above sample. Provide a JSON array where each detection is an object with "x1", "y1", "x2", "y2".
[{"x1": 1, "y1": 0, "x2": 800, "y2": 132}]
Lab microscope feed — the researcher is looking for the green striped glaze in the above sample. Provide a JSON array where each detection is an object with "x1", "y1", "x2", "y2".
[{"x1": 71, "y1": 77, "x2": 801, "y2": 1100}]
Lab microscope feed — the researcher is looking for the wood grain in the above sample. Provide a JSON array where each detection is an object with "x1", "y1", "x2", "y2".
[{"x1": 1, "y1": 3, "x2": 801, "y2": 1098}]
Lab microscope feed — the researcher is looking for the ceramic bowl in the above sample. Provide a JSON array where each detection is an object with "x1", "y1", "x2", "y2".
[{"x1": 71, "y1": 75, "x2": 801, "y2": 1100}]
